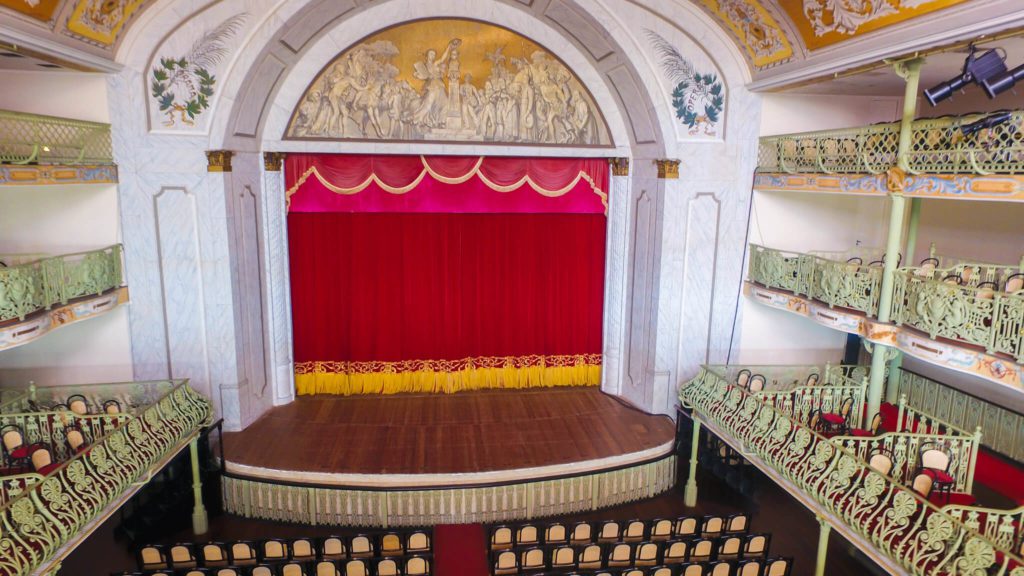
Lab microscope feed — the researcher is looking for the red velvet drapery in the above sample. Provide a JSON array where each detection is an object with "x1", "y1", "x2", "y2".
[{"x1": 286, "y1": 154, "x2": 608, "y2": 395}]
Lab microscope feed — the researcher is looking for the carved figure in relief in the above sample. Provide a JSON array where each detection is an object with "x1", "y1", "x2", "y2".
[
  {"x1": 287, "y1": 24, "x2": 609, "y2": 145},
  {"x1": 802, "y1": 0, "x2": 936, "y2": 37}
]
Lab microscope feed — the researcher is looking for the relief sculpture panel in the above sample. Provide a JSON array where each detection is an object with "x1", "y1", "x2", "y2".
[{"x1": 286, "y1": 19, "x2": 612, "y2": 146}]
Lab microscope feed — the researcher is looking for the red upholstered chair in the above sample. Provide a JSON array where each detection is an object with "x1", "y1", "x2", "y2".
[
  {"x1": 1, "y1": 424, "x2": 31, "y2": 470},
  {"x1": 748, "y1": 374, "x2": 766, "y2": 393},
  {"x1": 28, "y1": 443, "x2": 60, "y2": 475},
  {"x1": 919, "y1": 443, "x2": 955, "y2": 501},
  {"x1": 65, "y1": 425, "x2": 89, "y2": 454},
  {"x1": 1005, "y1": 273, "x2": 1024, "y2": 293},
  {"x1": 735, "y1": 369, "x2": 751, "y2": 389},
  {"x1": 912, "y1": 472, "x2": 935, "y2": 499},
  {"x1": 67, "y1": 394, "x2": 90, "y2": 415},
  {"x1": 850, "y1": 412, "x2": 884, "y2": 437},
  {"x1": 821, "y1": 397, "x2": 854, "y2": 435}
]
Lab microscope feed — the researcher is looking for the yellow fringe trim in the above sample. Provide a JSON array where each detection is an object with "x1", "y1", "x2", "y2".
[{"x1": 295, "y1": 354, "x2": 601, "y2": 396}]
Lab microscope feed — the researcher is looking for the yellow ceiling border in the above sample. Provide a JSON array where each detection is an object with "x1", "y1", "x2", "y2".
[{"x1": 66, "y1": 0, "x2": 150, "y2": 47}]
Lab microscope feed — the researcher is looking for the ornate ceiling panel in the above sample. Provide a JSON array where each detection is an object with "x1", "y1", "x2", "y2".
[
  {"x1": 66, "y1": 0, "x2": 150, "y2": 47},
  {"x1": 0, "y1": 0, "x2": 61, "y2": 21},
  {"x1": 778, "y1": 0, "x2": 972, "y2": 51},
  {"x1": 692, "y1": 0, "x2": 795, "y2": 69}
]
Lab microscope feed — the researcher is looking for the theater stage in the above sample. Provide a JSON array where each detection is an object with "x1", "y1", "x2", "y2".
[{"x1": 220, "y1": 388, "x2": 678, "y2": 527}]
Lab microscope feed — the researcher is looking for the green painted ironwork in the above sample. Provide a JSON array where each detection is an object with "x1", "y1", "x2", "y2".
[
  {"x1": 748, "y1": 244, "x2": 884, "y2": 316},
  {"x1": 680, "y1": 367, "x2": 1024, "y2": 575},
  {"x1": 898, "y1": 369, "x2": 1024, "y2": 462},
  {"x1": 0, "y1": 390, "x2": 31, "y2": 414},
  {"x1": 0, "y1": 244, "x2": 123, "y2": 323},
  {"x1": 891, "y1": 261, "x2": 1024, "y2": 362},
  {"x1": 0, "y1": 380, "x2": 211, "y2": 576},
  {"x1": 941, "y1": 503, "x2": 1024, "y2": 553},
  {"x1": 0, "y1": 110, "x2": 113, "y2": 166},
  {"x1": 757, "y1": 110, "x2": 1024, "y2": 176}
]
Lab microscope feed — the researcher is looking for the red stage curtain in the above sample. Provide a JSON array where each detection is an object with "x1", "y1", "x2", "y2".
[{"x1": 287, "y1": 154, "x2": 607, "y2": 395}]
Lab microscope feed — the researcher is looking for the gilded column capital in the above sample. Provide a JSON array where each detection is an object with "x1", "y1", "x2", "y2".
[
  {"x1": 206, "y1": 150, "x2": 234, "y2": 173},
  {"x1": 609, "y1": 157, "x2": 630, "y2": 176},
  {"x1": 263, "y1": 152, "x2": 285, "y2": 172},
  {"x1": 655, "y1": 159, "x2": 680, "y2": 179}
]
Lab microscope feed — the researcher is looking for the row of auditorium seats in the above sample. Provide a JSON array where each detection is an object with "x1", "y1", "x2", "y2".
[
  {"x1": 510, "y1": 558, "x2": 792, "y2": 576},
  {"x1": 117, "y1": 555, "x2": 431, "y2": 576},
  {"x1": 492, "y1": 534, "x2": 771, "y2": 572},
  {"x1": 490, "y1": 515, "x2": 749, "y2": 550},
  {"x1": 137, "y1": 532, "x2": 431, "y2": 572}
]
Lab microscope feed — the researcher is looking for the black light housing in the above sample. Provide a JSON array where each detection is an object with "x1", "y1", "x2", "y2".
[
  {"x1": 983, "y1": 63, "x2": 1024, "y2": 98},
  {"x1": 924, "y1": 46, "x2": 1007, "y2": 106},
  {"x1": 960, "y1": 111, "x2": 1013, "y2": 136}
]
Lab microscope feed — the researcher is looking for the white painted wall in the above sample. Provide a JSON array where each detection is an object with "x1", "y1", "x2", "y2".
[
  {"x1": 0, "y1": 70, "x2": 110, "y2": 122},
  {"x1": 911, "y1": 199, "x2": 1024, "y2": 266},
  {"x1": 0, "y1": 76, "x2": 133, "y2": 387},
  {"x1": 761, "y1": 93, "x2": 902, "y2": 135}
]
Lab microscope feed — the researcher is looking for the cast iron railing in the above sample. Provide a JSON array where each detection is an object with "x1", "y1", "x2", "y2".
[
  {"x1": 757, "y1": 111, "x2": 1024, "y2": 175},
  {"x1": 680, "y1": 367, "x2": 1024, "y2": 575},
  {"x1": 0, "y1": 110, "x2": 113, "y2": 165},
  {"x1": 0, "y1": 244, "x2": 123, "y2": 323},
  {"x1": 0, "y1": 380, "x2": 211, "y2": 576}
]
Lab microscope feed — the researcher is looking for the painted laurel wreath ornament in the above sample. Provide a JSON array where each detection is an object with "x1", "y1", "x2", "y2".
[{"x1": 646, "y1": 30, "x2": 725, "y2": 137}]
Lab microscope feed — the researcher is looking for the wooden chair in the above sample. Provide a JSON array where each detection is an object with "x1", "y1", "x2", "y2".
[
  {"x1": 717, "y1": 536, "x2": 743, "y2": 560},
  {"x1": 725, "y1": 513, "x2": 749, "y2": 534},
  {"x1": 867, "y1": 448, "x2": 894, "y2": 476},
  {"x1": 673, "y1": 516, "x2": 699, "y2": 538},
  {"x1": 490, "y1": 526, "x2": 513, "y2": 550},
  {"x1": 379, "y1": 533, "x2": 403, "y2": 557},
  {"x1": 664, "y1": 540, "x2": 689, "y2": 564},
  {"x1": 138, "y1": 545, "x2": 168, "y2": 571},
  {"x1": 708, "y1": 561, "x2": 733, "y2": 576},
  {"x1": 519, "y1": 547, "x2": 545, "y2": 571},
  {"x1": 850, "y1": 412, "x2": 883, "y2": 437},
  {"x1": 199, "y1": 543, "x2": 229, "y2": 567},
  {"x1": 214, "y1": 568, "x2": 241, "y2": 576},
  {"x1": 168, "y1": 544, "x2": 198, "y2": 569},
  {"x1": 320, "y1": 537, "x2": 346, "y2": 560},
  {"x1": 737, "y1": 559, "x2": 763, "y2": 576},
  {"x1": 942, "y1": 273, "x2": 964, "y2": 285},
  {"x1": 1, "y1": 424, "x2": 30, "y2": 469},
  {"x1": 919, "y1": 443, "x2": 955, "y2": 500},
  {"x1": 342, "y1": 559, "x2": 369, "y2": 576},
  {"x1": 375, "y1": 558, "x2": 399, "y2": 576},
  {"x1": 550, "y1": 545, "x2": 576, "y2": 570},
  {"x1": 743, "y1": 534, "x2": 770, "y2": 559},
  {"x1": 821, "y1": 397, "x2": 854, "y2": 435},
  {"x1": 279, "y1": 563, "x2": 306, "y2": 576},
  {"x1": 598, "y1": 520, "x2": 621, "y2": 542},
  {"x1": 406, "y1": 530, "x2": 430, "y2": 554},
  {"x1": 578, "y1": 544, "x2": 603, "y2": 569},
  {"x1": 67, "y1": 394, "x2": 90, "y2": 415},
  {"x1": 404, "y1": 555, "x2": 430, "y2": 576},
  {"x1": 517, "y1": 524, "x2": 540, "y2": 547},
  {"x1": 103, "y1": 399, "x2": 123, "y2": 414},
  {"x1": 607, "y1": 542, "x2": 634, "y2": 567},
  {"x1": 545, "y1": 522, "x2": 568, "y2": 545},
  {"x1": 348, "y1": 535, "x2": 373, "y2": 558},
  {"x1": 623, "y1": 519, "x2": 646, "y2": 542},
  {"x1": 1005, "y1": 273, "x2": 1024, "y2": 293},
  {"x1": 65, "y1": 425, "x2": 88, "y2": 454},
  {"x1": 651, "y1": 566, "x2": 675, "y2": 576},
  {"x1": 28, "y1": 443, "x2": 59, "y2": 475},
  {"x1": 702, "y1": 515, "x2": 725, "y2": 537},
  {"x1": 650, "y1": 518, "x2": 673, "y2": 541},
  {"x1": 229, "y1": 541, "x2": 258, "y2": 566},
  {"x1": 681, "y1": 562, "x2": 707, "y2": 576},
  {"x1": 748, "y1": 374, "x2": 765, "y2": 393},
  {"x1": 912, "y1": 471, "x2": 935, "y2": 499},
  {"x1": 735, "y1": 369, "x2": 751, "y2": 389},
  {"x1": 690, "y1": 539, "x2": 715, "y2": 562},
  {"x1": 314, "y1": 560, "x2": 340, "y2": 576},
  {"x1": 493, "y1": 550, "x2": 518, "y2": 575},
  {"x1": 571, "y1": 521, "x2": 593, "y2": 545},
  {"x1": 260, "y1": 539, "x2": 289, "y2": 562},
  {"x1": 765, "y1": 557, "x2": 792, "y2": 576},
  {"x1": 635, "y1": 541, "x2": 659, "y2": 566},
  {"x1": 291, "y1": 538, "x2": 316, "y2": 561},
  {"x1": 808, "y1": 409, "x2": 823, "y2": 433},
  {"x1": 251, "y1": 566, "x2": 274, "y2": 576},
  {"x1": 805, "y1": 373, "x2": 820, "y2": 386}
]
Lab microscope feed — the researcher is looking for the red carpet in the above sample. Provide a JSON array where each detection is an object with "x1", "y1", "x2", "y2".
[{"x1": 434, "y1": 524, "x2": 489, "y2": 576}]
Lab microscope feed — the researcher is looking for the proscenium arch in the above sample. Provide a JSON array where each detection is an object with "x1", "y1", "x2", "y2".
[{"x1": 213, "y1": 0, "x2": 667, "y2": 158}]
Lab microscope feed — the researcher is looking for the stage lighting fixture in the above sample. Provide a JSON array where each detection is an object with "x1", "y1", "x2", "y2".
[
  {"x1": 924, "y1": 46, "x2": 1007, "y2": 106},
  {"x1": 983, "y1": 62, "x2": 1024, "y2": 98},
  {"x1": 960, "y1": 111, "x2": 1013, "y2": 136}
]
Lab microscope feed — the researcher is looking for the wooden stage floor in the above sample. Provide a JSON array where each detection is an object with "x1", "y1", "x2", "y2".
[{"x1": 222, "y1": 387, "x2": 675, "y2": 477}]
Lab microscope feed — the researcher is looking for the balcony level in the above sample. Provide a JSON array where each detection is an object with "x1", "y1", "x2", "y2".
[
  {"x1": 679, "y1": 364, "x2": 1024, "y2": 576},
  {"x1": 755, "y1": 111, "x2": 1024, "y2": 201},
  {"x1": 0, "y1": 110, "x2": 117, "y2": 186},
  {"x1": 0, "y1": 245, "x2": 128, "y2": 352},
  {"x1": 0, "y1": 380, "x2": 212, "y2": 576},
  {"x1": 746, "y1": 244, "x2": 1024, "y2": 391}
]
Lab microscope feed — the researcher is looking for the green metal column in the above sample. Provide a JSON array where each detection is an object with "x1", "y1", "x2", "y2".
[
  {"x1": 189, "y1": 437, "x2": 209, "y2": 535},
  {"x1": 867, "y1": 58, "x2": 923, "y2": 417},
  {"x1": 885, "y1": 351, "x2": 904, "y2": 405},
  {"x1": 905, "y1": 198, "x2": 923, "y2": 265},
  {"x1": 815, "y1": 517, "x2": 832, "y2": 576},
  {"x1": 684, "y1": 417, "x2": 701, "y2": 507}
]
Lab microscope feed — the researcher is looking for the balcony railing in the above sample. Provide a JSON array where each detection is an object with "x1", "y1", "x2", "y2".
[
  {"x1": 897, "y1": 369, "x2": 1024, "y2": 462},
  {"x1": 0, "y1": 380, "x2": 211, "y2": 576},
  {"x1": 892, "y1": 262, "x2": 1024, "y2": 363},
  {"x1": 757, "y1": 110, "x2": 1024, "y2": 175},
  {"x1": 748, "y1": 244, "x2": 884, "y2": 315},
  {"x1": 0, "y1": 244, "x2": 123, "y2": 323},
  {"x1": 0, "y1": 110, "x2": 113, "y2": 165},
  {"x1": 680, "y1": 367, "x2": 1023, "y2": 575}
]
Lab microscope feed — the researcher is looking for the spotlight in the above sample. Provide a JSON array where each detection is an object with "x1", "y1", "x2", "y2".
[
  {"x1": 960, "y1": 111, "x2": 1013, "y2": 136},
  {"x1": 924, "y1": 46, "x2": 1007, "y2": 106},
  {"x1": 983, "y1": 62, "x2": 1024, "y2": 98}
]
